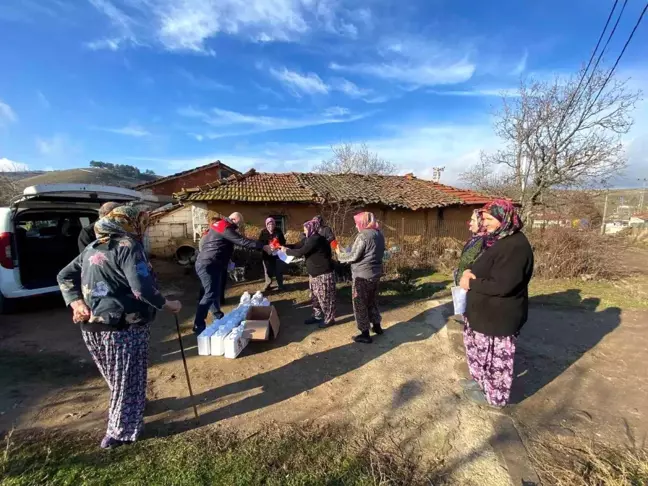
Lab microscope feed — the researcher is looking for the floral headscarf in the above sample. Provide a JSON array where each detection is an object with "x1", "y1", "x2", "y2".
[
  {"x1": 354, "y1": 212, "x2": 379, "y2": 231},
  {"x1": 483, "y1": 199, "x2": 523, "y2": 247},
  {"x1": 303, "y1": 218, "x2": 321, "y2": 238},
  {"x1": 95, "y1": 205, "x2": 150, "y2": 242},
  {"x1": 265, "y1": 217, "x2": 276, "y2": 232}
]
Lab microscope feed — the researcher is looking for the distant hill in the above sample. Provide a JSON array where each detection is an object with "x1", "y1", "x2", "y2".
[
  {"x1": 0, "y1": 171, "x2": 46, "y2": 181},
  {"x1": 9, "y1": 167, "x2": 158, "y2": 190}
]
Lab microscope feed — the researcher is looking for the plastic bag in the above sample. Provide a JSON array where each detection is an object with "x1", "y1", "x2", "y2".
[{"x1": 451, "y1": 286, "x2": 468, "y2": 316}]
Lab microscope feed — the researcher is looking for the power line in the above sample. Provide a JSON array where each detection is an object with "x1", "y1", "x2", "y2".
[
  {"x1": 591, "y1": 1, "x2": 648, "y2": 107},
  {"x1": 553, "y1": 0, "x2": 621, "y2": 135}
]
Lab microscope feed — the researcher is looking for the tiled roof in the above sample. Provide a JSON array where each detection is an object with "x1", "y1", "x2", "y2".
[
  {"x1": 134, "y1": 161, "x2": 241, "y2": 189},
  {"x1": 175, "y1": 170, "x2": 494, "y2": 210}
]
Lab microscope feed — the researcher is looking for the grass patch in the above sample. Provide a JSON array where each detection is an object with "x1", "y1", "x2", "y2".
[
  {"x1": 529, "y1": 276, "x2": 648, "y2": 311},
  {"x1": 530, "y1": 435, "x2": 648, "y2": 486},
  {"x1": 337, "y1": 273, "x2": 452, "y2": 307},
  {"x1": 1, "y1": 423, "x2": 442, "y2": 486}
]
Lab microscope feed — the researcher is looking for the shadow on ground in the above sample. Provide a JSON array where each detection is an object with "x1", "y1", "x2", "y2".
[
  {"x1": 510, "y1": 289, "x2": 621, "y2": 405},
  {"x1": 145, "y1": 306, "x2": 443, "y2": 438}
]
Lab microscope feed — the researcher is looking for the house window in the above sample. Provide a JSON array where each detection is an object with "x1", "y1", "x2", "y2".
[{"x1": 269, "y1": 215, "x2": 286, "y2": 233}]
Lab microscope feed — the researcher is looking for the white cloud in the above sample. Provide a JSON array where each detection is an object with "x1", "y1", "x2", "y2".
[
  {"x1": 178, "y1": 69, "x2": 232, "y2": 91},
  {"x1": 0, "y1": 157, "x2": 28, "y2": 171},
  {"x1": 35, "y1": 134, "x2": 78, "y2": 157},
  {"x1": 37, "y1": 90, "x2": 50, "y2": 109},
  {"x1": 98, "y1": 123, "x2": 151, "y2": 137},
  {"x1": 428, "y1": 88, "x2": 519, "y2": 97},
  {"x1": 0, "y1": 99, "x2": 17, "y2": 125},
  {"x1": 511, "y1": 50, "x2": 528, "y2": 76},
  {"x1": 178, "y1": 105, "x2": 372, "y2": 138},
  {"x1": 270, "y1": 67, "x2": 329, "y2": 96},
  {"x1": 323, "y1": 106, "x2": 351, "y2": 117},
  {"x1": 332, "y1": 78, "x2": 371, "y2": 97},
  {"x1": 86, "y1": 0, "x2": 367, "y2": 54},
  {"x1": 330, "y1": 37, "x2": 476, "y2": 87}
]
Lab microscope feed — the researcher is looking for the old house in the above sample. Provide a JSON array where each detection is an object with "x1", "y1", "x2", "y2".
[
  {"x1": 134, "y1": 161, "x2": 240, "y2": 196},
  {"x1": 174, "y1": 169, "x2": 494, "y2": 263}
]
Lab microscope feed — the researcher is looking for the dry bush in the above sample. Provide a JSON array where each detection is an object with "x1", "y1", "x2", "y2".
[
  {"x1": 530, "y1": 435, "x2": 648, "y2": 486},
  {"x1": 528, "y1": 227, "x2": 625, "y2": 279}
]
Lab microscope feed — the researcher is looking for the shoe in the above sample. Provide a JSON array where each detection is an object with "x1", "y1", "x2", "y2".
[
  {"x1": 458, "y1": 378, "x2": 481, "y2": 391},
  {"x1": 193, "y1": 325, "x2": 206, "y2": 335},
  {"x1": 305, "y1": 317, "x2": 324, "y2": 325},
  {"x1": 213, "y1": 311, "x2": 224, "y2": 321},
  {"x1": 371, "y1": 324, "x2": 384, "y2": 335},
  {"x1": 100, "y1": 435, "x2": 131, "y2": 450},
  {"x1": 318, "y1": 320, "x2": 336, "y2": 329},
  {"x1": 353, "y1": 332, "x2": 373, "y2": 344},
  {"x1": 463, "y1": 389, "x2": 504, "y2": 409}
]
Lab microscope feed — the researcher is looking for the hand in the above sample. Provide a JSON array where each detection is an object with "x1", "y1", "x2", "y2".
[
  {"x1": 262, "y1": 245, "x2": 273, "y2": 255},
  {"x1": 70, "y1": 299, "x2": 91, "y2": 323},
  {"x1": 164, "y1": 300, "x2": 182, "y2": 314},
  {"x1": 459, "y1": 271, "x2": 476, "y2": 291},
  {"x1": 279, "y1": 246, "x2": 288, "y2": 252}
]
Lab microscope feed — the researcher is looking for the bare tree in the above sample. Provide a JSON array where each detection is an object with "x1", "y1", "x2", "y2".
[
  {"x1": 461, "y1": 66, "x2": 641, "y2": 220},
  {"x1": 314, "y1": 143, "x2": 396, "y2": 175},
  {"x1": 0, "y1": 163, "x2": 22, "y2": 206}
]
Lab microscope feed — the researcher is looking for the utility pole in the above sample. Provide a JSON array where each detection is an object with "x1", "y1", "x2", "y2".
[
  {"x1": 639, "y1": 178, "x2": 647, "y2": 211},
  {"x1": 601, "y1": 191, "x2": 609, "y2": 235}
]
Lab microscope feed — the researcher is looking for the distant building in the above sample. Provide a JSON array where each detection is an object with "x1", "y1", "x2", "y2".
[
  {"x1": 629, "y1": 212, "x2": 648, "y2": 228},
  {"x1": 134, "y1": 161, "x2": 240, "y2": 196}
]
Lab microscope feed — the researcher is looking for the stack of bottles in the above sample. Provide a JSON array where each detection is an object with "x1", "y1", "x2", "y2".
[{"x1": 196, "y1": 291, "x2": 270, "y2": 357}]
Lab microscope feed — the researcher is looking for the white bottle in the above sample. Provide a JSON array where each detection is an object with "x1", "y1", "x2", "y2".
[{"x1": 240, "y1": 291, "x2": 251, "y2": 305}]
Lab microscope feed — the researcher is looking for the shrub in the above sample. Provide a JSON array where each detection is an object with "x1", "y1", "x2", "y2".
[{"x1": 527, "y1": 227, "x2": 625, "y2": 279}]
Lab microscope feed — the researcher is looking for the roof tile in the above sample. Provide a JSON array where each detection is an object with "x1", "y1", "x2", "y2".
[{"x1": 175, "y1": 170, "x2": 494, "y2": 209}]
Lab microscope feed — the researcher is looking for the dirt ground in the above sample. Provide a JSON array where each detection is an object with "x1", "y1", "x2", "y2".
[
  {"x1": 2, "y1": 252, "x2": 648, "y2": 485},
  {"x1": 0, "y1": 261, "x2": 510, "y2": 485}
]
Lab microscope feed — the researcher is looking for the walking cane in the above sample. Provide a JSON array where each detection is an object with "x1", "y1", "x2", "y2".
[{"x1": 173, "y1": 314, "x2": 200, "y2": 422}]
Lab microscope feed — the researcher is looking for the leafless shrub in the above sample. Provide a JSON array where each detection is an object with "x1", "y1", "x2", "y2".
[
  {"x1": 528, "y1": 227, "x2": 626, "y2": 279},
  {"x1": 314, "y1": 142, "x2": 396, "y2": 176}
]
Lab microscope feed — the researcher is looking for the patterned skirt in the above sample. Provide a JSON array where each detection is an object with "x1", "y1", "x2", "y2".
[
  {"x1": 82, "y1": 325, "x2": 150, "y2": 441},
  {"x1": 463, "y1": 320, "x2": 517, "y2": 407},
  {"x1": 308, "y1": 272, "x2": 336, "y2": 324}
]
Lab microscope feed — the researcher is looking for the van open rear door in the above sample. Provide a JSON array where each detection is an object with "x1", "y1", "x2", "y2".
[{"x1": 11, "y1": 184, "x2": 164, "y2": 211}]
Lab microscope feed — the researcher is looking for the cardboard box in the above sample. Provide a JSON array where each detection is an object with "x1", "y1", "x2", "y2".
[{"x1": 245, "y1": 306, "x2": 281, "y2": 341}]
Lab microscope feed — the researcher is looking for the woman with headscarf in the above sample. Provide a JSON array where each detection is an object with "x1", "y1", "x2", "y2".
[
  {"x1": 459, "y1": 200, "x2": 534, "y2": 408},
  {"x1": 57, "y1": 205, "x2": 182, "y2": 449},
  {"x1": 454, "y1": 210, "x2": 486, "y2": 286},
  {"x1": 337, "y1": 212, "x2": 385, "y2": 344},
  {"x1": 282, "y1": 219, "x2": 336, "y2": 328},
  {"x1": 258, "y1": 217, "x2": 286, "y2": 292}
]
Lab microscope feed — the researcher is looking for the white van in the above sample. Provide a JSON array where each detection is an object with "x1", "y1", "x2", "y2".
[{"x1": 0, "y1": 184, "x2": 160, "y2": 313}]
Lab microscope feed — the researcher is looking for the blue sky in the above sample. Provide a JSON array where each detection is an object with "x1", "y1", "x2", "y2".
[{"x1": 0, "y1": 0, "x2": 647, "y2": 186}]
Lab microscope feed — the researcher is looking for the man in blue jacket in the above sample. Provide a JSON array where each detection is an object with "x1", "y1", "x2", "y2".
[{"x1": 193, "y1": 212, "x2": 271, "y2": 334}]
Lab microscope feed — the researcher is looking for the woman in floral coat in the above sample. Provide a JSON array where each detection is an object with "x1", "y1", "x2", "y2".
[{"x1": 57, "y1": 205, "x2": 182, "y2": 449}]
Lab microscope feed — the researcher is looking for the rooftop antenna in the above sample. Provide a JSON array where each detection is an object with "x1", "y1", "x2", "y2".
[{"x1": 432, "y1": 167, "x2": 445, "y2": 183}]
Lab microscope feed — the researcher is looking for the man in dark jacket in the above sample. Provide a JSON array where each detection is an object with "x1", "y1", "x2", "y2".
[
  {"x1": 258, "y1": 217, "x2": 286, "y2": 292},
  {"x1": 193, "y1": 212, "x2": 271, "y2": 334},
  {"x1": 77, "y1": 201, "x2": 120, "y2": 252}
]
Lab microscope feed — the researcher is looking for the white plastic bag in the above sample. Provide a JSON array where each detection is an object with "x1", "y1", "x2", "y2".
[{"x1": 451, "y1": 286, "x2": 468, "y2": 316}]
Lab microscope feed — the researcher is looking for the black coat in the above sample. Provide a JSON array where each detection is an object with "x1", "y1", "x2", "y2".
[
  {"x1": 258, "y1": 228, "x2": 286, "y2": 261},
  {"x1": 465, "y1": 232, "x2": 534, "y2": 337},
  {"x1": 196, "y1": 219, "x2": 264, "y2": 268},
  {"x1": 285, "y1": 234, "x2": 333, "y2": 277},
  {"x1": 78, "y1": 223, "x2": 96, "y2": 253}
]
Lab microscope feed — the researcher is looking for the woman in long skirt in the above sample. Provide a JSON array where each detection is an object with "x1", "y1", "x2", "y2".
[{"x1": 58, "y1": 205, "x2": 182, "y2": 449}]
